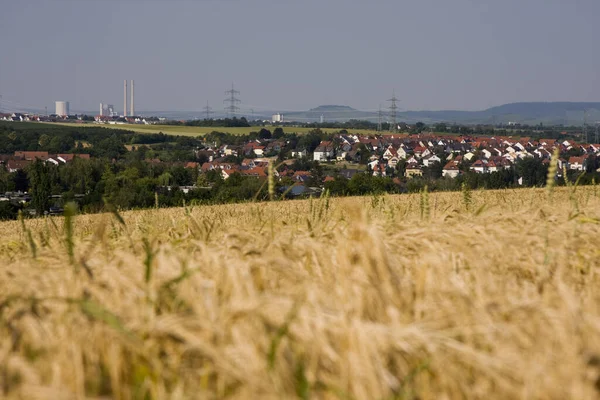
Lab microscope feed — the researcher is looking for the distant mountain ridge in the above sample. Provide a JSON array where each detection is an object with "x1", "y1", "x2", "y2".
[
  {"x1": 284, "y1": 102, "x2": 600, "y2": 125},
  {"x1": 12, "y1": 102, "x2": 600, "y2": 125}
]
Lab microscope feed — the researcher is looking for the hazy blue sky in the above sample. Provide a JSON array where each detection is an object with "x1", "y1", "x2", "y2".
[{"x1": 1, "y1": 0, "x2": 598, "y2": 113}]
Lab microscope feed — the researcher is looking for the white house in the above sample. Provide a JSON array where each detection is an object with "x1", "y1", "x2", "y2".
[
  {"x1": 383, "y1": 146, "x2": 398, "y2": 160},
  {"x1": 313, "y1": 141, "x2": 335, "y2": 161},
  {"x1": 336, "y1": 152, "x2": 348, "y2": 161},
  {"x1": 397, "y1": 146, "x2": 408, "y2": 159},
  {"x1": 422, "y1": 154, "x2": 441, "y2": 167},
  {"x1": 387, "y1": 156, "x2": 400, "y2": 168},
  {"x1": 568, "y1": 156, "x2": 587, "y2": 171},
  {"x1": 372, "y1": 163, "x2": 386, "y2": 177},
  {"x1": 487, "y1": 160, "x2": 499, "y2": 173},
  {"x1": 442, "y1": 162, "x2": 460, "y2": 178},
  {"x1": 470, "y1": 160, "x2": 488, "y2": 174},
  {"x1": 514, "y1": 142, "x2": 526, "y2": 151},
  {"x1": 464, "y1": 152, "x2": 476, "y2": 161},
  {"x1": 291, "y1": 149, "x2": 308, "y2": 158}
]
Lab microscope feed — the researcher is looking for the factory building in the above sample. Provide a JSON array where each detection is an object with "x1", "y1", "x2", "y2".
[
  {"x1": 55, "y1": 101, "x2": 69, "y2": 116},
  {"x1": 100, "y1": 103, "x2": 116, "y2": 117}
]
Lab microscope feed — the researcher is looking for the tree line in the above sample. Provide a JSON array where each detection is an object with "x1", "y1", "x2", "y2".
[{"x1": 0, "y1": 121, "x2": 597, "y2": 220}]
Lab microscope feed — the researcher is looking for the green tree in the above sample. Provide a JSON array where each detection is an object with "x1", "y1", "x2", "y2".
[
  {"x1": 324, "y1": 176, "x2": 349, "y2": 196},
  {"x1": 423, "y1": 161, "x2": 443, "y2": 180},
  {"x1": 515, "y1": 158, "x2": 547, "y2": 187},
  {"x1": 170, "y1": 166, "x2": 192, "y2": 186},
  {"x1": 0, "y1": 202, "x2": 18, "y2": 220},
  {"x1": 258, "y1": 128, "x2": 272, "y2": 140},
  {"x1": 158, "y1": 172, "x2": 173, "y2": 186},
  {"x1": 38, "y1": 134, "x2": 50, "y2": 148},
  {"x1": 27, "y1": 159, "x2": 51, "y2": 215}
]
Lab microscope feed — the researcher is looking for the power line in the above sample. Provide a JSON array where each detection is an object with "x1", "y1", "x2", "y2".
[
  {"x1": 387, "y1": 90, "x2": 399, "y2": 132},
  {"x1": 203, "y1": 100, "x2": 214, "y2": 120},
  {"x1": 377, "y1": 104, "x2": 383, "y2": 132},
  {"x1": 231, "y1": 102, "x2": 383, "y2": 113},
  {"x1": 224, "y1": 83, "x2": 241, "y2": 118},
  {"x1": 0, "y1": 96, "x2": 46, "y2": 113},
  {"x1": 583, "y1": 109, "x2": 588, "y2": 143}
]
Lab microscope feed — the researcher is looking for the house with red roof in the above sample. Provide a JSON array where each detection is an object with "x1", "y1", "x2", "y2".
[
  {"x1": 6, "y1": 159, "x2": 32, "y2": 172},
  {"x1": 292, "y1": 171, "x2": 312, "y2": 183},
  {"x1": 442, "y1": 161, "x2": 460, "y2": 178},
  {"x1": 382, "y1": 146, "x2": 398, "y2": 160},
  {"x1": 239, "y1": 167, "x2": 267, "y2": 178},
  {"x1": 372, "y1": 163, "x2": 387, "y2": 177},
  {"x1": 313, "y1": 141, "x2": 335, "y2": 161},
  {"x1": 568, "y1": 156, "x2": 587, "y2": 171},
  {"x1": 405, "y1": 163, "x2": 422, "y2": 178},
  {"x1": 470, "y1": 159, "x2": 488, "y2": 174}
]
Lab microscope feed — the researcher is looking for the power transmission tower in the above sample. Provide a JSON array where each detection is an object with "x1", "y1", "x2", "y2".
[
  {"x1": 203, "y1": 101, "x2": 213, "y2": 120},
  {"x1": 377, "y1": 104, "x2": 383, "y2": 132},
  {"x1": 224, "y1": 83, "x2": 241, "y2": 118},
  {"x1": 596, "y1": 123, "x2": 599, "y2": 145},
  {"x1": 583, "y1": 109, "x2": 588, "y2": 143},
  {"x1": 387, "y1": 90, "x2": 399, "y2": 132}
]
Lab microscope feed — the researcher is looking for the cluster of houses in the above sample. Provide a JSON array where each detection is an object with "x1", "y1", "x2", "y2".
[
  {"x1": 192, "y1": 133, "x2": 598, "y2": 182},
  {"x1": 93, "y1": 115, "x2": 155, "y2": 125},
  {"x1": 0, "y1": 151, "x2": 91, "y2": 172},
  {"x1": 1, "y1": 131, "x2": 597, "y2": 196},
  {"x1": 317, "y1": 134, "x2": 596, "y2": 177},
  {"x1": 0, "y1": 113, "x2": 50, "y2": 122},
  {"x1": 0, "y1": 112, "x2": 155, "y2": 125},
  {"x1": 0, "y1": 191, "x2": 31, "y2": 205}
]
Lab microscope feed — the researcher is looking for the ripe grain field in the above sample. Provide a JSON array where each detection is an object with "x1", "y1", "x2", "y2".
[{"x1": 1, "y1": 187, "x2": 600, "y2": 399}]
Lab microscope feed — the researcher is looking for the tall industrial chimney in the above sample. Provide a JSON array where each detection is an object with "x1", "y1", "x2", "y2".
[
  {"x1": 123, "y1": 80, "x2": 127, "y2": 117},
  {"x1": 130, "y1": 80, "x2": 134, "y2": 117}
]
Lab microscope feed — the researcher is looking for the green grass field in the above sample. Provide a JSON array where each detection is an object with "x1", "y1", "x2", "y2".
[
  {"x1": 98, "y1": 123, "x2": 382, "y2": 137},
  {"x1": 40, "y1": 122, "x2": 379, "y2": 137}
]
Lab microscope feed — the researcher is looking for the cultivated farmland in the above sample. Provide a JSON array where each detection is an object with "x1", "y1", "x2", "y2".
[
  {"x1": 44, "y1": 122, "x2": 379, "y2": 136},
  {"x1": 1, "y1": 187, "x2": 600, "y2": 399}
]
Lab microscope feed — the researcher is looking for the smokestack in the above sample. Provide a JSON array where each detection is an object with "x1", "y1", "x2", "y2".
[
  {"x1": 123, "y1": 80, "x2": 127, "y2": 117},
  {"x1": 130, "y1": 80, "x2": 134, "y2": 117}
]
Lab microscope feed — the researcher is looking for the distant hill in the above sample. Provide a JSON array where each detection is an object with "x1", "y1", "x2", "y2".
[
  {"x1": 280, "y1": 102, "x2": 600, "y2": 125},
  {"x1": 283, "y1": 105, "x2": 378, "y2": 123},
  {"x1": 399, "y1": 102, "x2": 600, "y2": 125},
  {"x1": 309, "y1": 105, "x2": 355, "y2": 112},
  {"x1": 13, "y1": 102, "x2": 600, "y2": 125}
]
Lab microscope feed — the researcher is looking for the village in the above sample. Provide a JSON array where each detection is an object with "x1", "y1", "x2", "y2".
[
  {"x1": 194, "y1": 132, "x2": 594, "y2": 184},
  {"x1": 1, "y1": 110, "x2": 598, "y2": 215},
  {"x1": 0, "y1": 127, "x2": 595, "y2": 199}
]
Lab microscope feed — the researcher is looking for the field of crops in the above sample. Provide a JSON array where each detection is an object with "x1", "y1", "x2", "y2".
[
  {"x1": 108, "y1": 124, "x2": 380, "y2": 136},
  {"x1": 1, "y1": 187, "x2": 600, "y2": 399},
  {"x1": 41, "y1": 122, "x2": 379, "y2": 136}
]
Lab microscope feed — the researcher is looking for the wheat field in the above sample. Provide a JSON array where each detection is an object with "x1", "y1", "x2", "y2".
[{"x1": 1, "y1": 187, "x2": 600, "y2": 399}]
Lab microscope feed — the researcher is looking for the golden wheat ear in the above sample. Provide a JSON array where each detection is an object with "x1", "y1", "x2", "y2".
[{"x1": 0, "y1": 188, "x2": 599, "y2": 399}]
